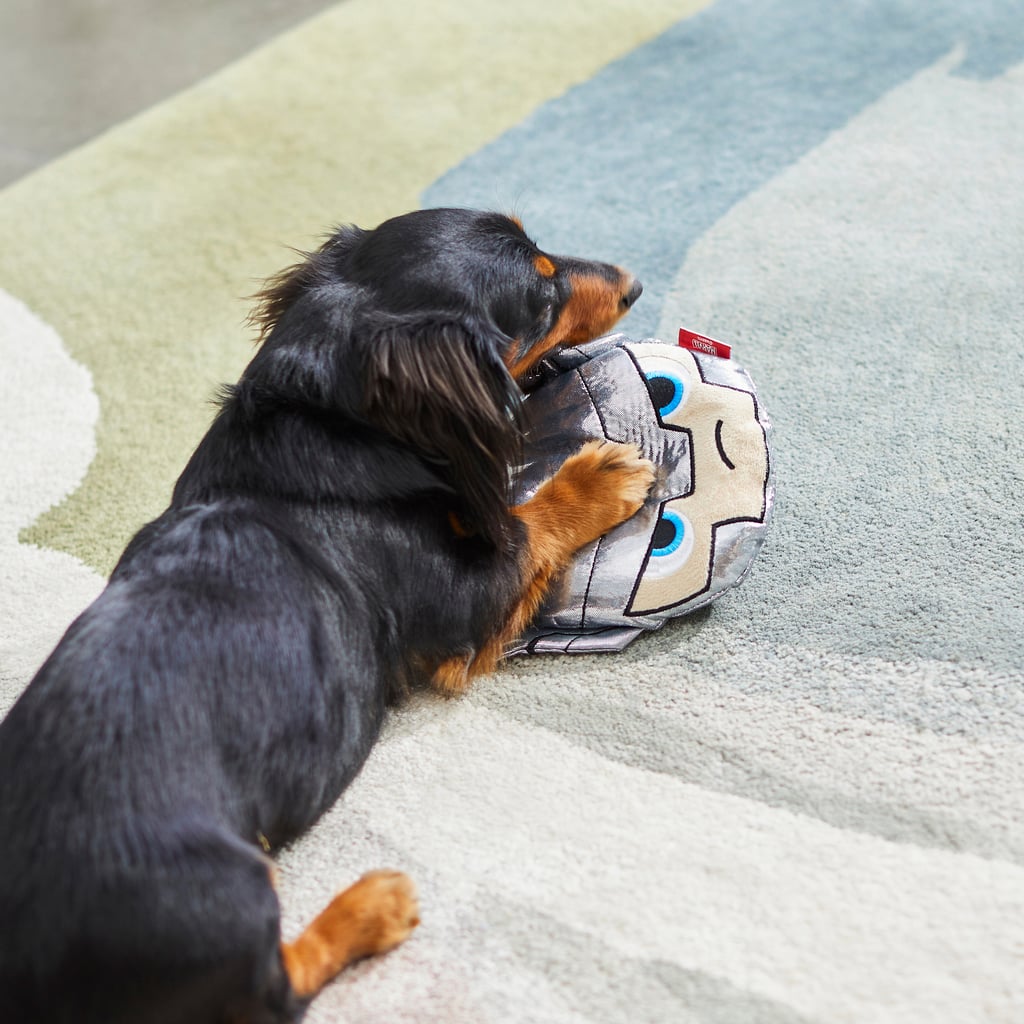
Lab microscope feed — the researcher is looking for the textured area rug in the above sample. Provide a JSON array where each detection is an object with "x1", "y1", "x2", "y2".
[{"x1": 2, "y1": 2, "x2": 1023, "y2": 1022}]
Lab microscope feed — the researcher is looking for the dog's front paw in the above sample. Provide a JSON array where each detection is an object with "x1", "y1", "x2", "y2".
[
  {"x1": 583, "y1": 439, "x2": 657, "y2": 518},
  {"x1": 556, "y1": 439, "x2": 656, "y2": 539}
]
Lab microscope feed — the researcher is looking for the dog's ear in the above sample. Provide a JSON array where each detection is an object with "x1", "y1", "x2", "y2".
[
  {"x1": 362, "y1": 315, "x2": 522, "y2": 546},
  {"x1": 248, "y1": 226, "x2": 367, "y2": 342}
]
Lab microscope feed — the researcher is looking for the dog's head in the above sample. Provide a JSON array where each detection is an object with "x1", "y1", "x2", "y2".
[{"x1": 246, "y1": 208, "x2": 641, "y2": 542}]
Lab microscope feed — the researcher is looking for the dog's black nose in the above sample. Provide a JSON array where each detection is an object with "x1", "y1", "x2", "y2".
[{"x1": 623, "y1": 278, "x2": 643, "y2": 309}]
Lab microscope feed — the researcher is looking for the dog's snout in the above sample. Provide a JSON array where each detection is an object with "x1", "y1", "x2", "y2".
[{"x1": 622, "y1": 278, "x2": 643, "y2": 310}]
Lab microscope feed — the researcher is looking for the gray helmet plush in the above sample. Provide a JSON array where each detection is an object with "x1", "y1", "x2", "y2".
[{"x1": 511, "y1": 333, "x2": 774, "y2": 654}]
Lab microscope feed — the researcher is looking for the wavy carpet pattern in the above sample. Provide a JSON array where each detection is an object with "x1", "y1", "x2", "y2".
[{"x1": 1, "y1": 2, "x2": 1022, "y2": 1022}]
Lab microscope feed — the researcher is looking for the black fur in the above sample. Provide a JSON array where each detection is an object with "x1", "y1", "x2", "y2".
[{"x1": 0, "y1": 208, "x2": 637, "y2": 1023}]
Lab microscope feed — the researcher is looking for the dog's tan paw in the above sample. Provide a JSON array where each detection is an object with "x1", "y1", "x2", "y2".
[
  {"x1": 344, "y1": 870, "x2": 421, "y2": 960},
  {"x1": 431, "y1": 654, "x2": 472, "y2": 697},
  {"x1": 586, "y1": 439, "x2": 657, "y2": 514},
  {"x1": 512, "y1": 439, "x2": 656, "y2": 572},
  {"x1": 558, "y1": 439, "x2": 656, "y2": 534},
  {"x1": 282, "y1": 869, "x2": 421, "y2": 998}
]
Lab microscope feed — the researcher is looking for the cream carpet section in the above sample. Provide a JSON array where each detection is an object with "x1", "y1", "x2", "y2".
[
  {"x1": 0, "y1": 290, "x2": 103, "y2": 708},
  {"x1": 285, "y1": 696, "x2": 1024, "y2": 1024}
]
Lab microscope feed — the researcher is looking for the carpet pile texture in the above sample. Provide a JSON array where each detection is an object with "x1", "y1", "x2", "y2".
[{"x1": 1, "y1": 2, "x2": 1021, "y2": 1021}]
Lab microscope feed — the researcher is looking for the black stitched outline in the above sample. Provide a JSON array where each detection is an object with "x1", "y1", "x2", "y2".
[
  {"x1": 623, "y1": 346, "x2": 688, "y2": 433},
  {"x1": 715, "y1": 419, "x2": 735, "y2": 470},
  {"x1": 575, "y1": 366, "x2": 607, "y2": 629}
]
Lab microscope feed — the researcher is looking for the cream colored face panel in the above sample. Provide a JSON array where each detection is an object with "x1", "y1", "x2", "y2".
[{"x1": 627, "y1": 345, "x2": 768, "y2": 614}]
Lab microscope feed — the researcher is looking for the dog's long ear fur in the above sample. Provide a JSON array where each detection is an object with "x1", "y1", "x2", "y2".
[
  {"x1": 248, "y1": 227, "x2": 367, "y2": 344},
  {"x1": 362, "y1": 316, "x2": 522, "y2": 546}
]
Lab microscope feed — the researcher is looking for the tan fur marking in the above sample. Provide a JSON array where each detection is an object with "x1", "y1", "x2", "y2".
[
  {"x1": 281, "y1": 871, "x2": 419, "y2": 1000},
  {"x1": 501, "y1": 440, "x2": 655, "y2": 651},
  {"x1": 447, "y1": 511, "x2": 473, "y2": 539},
  {"x1": 432, "y1": 654, "x2": 472, "y2": 696},
  {"x1": 429, "y1": 443, "x2": 653, "y2": 697},
  {"x1": 534, "y1": 254, "x2": 556, "y2": 278},
  {"x1": 508, "y1": 270, "x2": 632, "y2": 379},
  {"x1": 513, "y1": 440, "x2": 654, "y2": 568}
]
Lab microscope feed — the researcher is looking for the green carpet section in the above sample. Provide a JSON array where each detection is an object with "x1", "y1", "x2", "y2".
[{"x1": 1, "y1": 0, "x2": 708, "y2": 574}]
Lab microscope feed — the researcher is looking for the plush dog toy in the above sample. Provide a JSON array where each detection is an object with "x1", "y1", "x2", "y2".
[{"x1": 512, "y1": 330, "x2": 774, "y2": 654}]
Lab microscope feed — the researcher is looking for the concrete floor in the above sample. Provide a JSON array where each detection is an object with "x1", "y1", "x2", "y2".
[{"x1": 0, "y1": 0, "x2": 340, "y2": 188}]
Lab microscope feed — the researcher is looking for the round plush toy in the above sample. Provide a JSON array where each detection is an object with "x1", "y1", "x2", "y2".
[{"x1": 510, "y1": 332, "x2": 774, "y2": 654}]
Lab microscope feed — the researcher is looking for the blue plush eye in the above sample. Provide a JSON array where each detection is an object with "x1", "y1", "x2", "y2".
[
  {"x1": 645, "y1": 372, "x2": 684, "y2": 417},
  {"x1": 651, "y1": 509, "x2": 685, "y2": 556},
  {"x1": 635, "y1": 351, "x2": 692, "y2": 424},
  {"x1": 644, "y1": 508, "x2": 695, "y2": 580}
]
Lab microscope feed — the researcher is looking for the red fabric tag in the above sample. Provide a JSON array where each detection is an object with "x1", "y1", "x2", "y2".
[{"x1": 678, "y1": 328, "x2": 731, "y2": 359}]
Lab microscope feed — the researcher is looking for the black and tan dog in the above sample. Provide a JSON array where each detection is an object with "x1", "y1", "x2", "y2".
[{"x1": 0, "y1": 208, "x2": 652, "y2": 1023}]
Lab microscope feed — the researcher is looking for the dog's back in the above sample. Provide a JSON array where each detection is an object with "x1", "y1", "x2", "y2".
[
  {"x1": 0, "y1": 373, "x2": 498, "y2": 1023},
  {"x1": 0, "y1": 500, "x2": 387, "y2": 1023}
]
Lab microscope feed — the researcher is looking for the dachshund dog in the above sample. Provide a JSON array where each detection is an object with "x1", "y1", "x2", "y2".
[{"x1": 0, "y1": 208, "x2": 653, "y2": 1023}]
